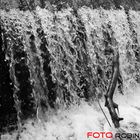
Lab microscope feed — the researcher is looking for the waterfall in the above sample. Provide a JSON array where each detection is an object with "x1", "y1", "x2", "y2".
[{"x1": 0, "y1": 6, "x2": 140, "y2": 139}]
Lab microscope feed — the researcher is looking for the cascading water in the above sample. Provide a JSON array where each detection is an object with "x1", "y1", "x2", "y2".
[{"x1": 0, "y1": 6, "x2": 140, "y2": 140}]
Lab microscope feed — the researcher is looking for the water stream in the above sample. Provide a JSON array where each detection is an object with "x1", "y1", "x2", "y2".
[{"x1": 0, "y1": 6, "x2": 140, "y2": 140}]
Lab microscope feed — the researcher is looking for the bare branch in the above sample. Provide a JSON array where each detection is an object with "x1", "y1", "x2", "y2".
[{"x1": 105, "y1": 51, "x2": 123, "y2": 128}]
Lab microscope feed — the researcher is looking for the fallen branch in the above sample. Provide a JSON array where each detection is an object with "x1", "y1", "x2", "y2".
[{"x1": 105, "y1": 51, "x2": 123, "y2": 128}]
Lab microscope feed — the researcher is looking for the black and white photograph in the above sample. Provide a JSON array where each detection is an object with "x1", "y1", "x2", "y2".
[{"x1": 0, "y1": 0, "x2": 140, "y2": 140}]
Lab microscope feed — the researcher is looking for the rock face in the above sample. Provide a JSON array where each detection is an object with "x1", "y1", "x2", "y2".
[{"x1": 0, "y1": 0, "x2": 140, "y2": 10}]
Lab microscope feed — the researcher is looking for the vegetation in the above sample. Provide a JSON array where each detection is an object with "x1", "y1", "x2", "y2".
[{"x1": 1, "y1": 0, "x2": 140, "y2": 10}]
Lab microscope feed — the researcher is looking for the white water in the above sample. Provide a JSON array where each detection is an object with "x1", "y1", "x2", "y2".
[
  {"x1": 1, "y1": 86, "x2": 140, "y2": 140},
  {"x1": 1, "y1": 6, "x2": 140, "y2": 140}
]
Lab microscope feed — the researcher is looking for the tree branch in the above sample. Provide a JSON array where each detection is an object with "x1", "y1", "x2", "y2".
[{"x1": 105, "y1": 51, "x2": 123, "y2": 128}]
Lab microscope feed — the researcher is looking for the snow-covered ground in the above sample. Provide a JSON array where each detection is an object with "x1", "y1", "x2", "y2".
[{"x1": 1, "y1": 86, "x2": 140, "y2": 140}]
